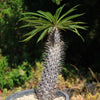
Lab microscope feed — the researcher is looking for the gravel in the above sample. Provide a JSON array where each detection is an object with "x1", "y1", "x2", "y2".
[{"x1": 15, "y1": 94, "x2": 65, "y2": 100}]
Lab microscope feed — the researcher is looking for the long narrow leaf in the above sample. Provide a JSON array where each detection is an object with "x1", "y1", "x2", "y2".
[
  {"x1": 21, "y1": 12, "x2": 47, "y2": 19},
  {"x1": 19, "y1": 16, "x2": 38, "y2": 22},
  {"x1": 20, "y1": 24, "x2": 34, "y2": 28},
  {"x1": 57, "y1": 4, "x2": 80, "y2": 23},
  {"x1": 60, "y1": 13, "x2": 84, "y2": 23},
  {"x1": 39, "y1": 18, "x2": 52, "y2": 24},
  {"x1": 21, "y1": 34, "x2": 34, "y2": 42},
  {"x1": 23, "y1": 24, "x2": 50, "y2": 37},
  {"x1": 69, "y1": 25, "x2": 87, "y2": 30},
  {"x1": 23, "y1": 29, "x2": 39, "y2": 37},
  {"x1": 37, "y1": 29, "x2": 48, "y2": 43},
  {"x1": 37, "y1": 11, "x2": 54, "y2": 22},
  {"x1": 73, "y1": 28, "x2": 85, "y2": 42},
  {"x1": 21, "y1": 28, "x2": 44, "y2": 42},
  {"x1": 34, "y1": 24, "x2": 51, "y2": 29},
  {"x1": 74, "y1": 21, "x2": 87, "y2": 24},
  {"x1": 22, "y1": 19, "x2": 50, "y2": 26},
  {"x1": 58, "y1": 20, "x2": 74, "y2": 26},
  {"x1": 54, "y1": 4, "x2": 65, "y2": 22},
  {"x1": 45, "y1": 12, "x2": 55, "y2": 23},
  {"x1": 57, "y1": 25, "x2": 74, "y2": 31}
]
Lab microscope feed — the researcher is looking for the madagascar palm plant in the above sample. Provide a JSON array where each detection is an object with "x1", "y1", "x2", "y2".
[{"x1": 20, "y1": 5, "x2": 86, "y2": 100}]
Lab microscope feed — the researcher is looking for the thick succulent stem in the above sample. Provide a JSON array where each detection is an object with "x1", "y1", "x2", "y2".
[{"x1": 36, "y1": 28, "x2": 64, "y2": 100}]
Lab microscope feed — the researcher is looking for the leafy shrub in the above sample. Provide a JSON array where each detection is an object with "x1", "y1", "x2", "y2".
[
  {"x1": 3, "y1": 68, "x2": 28, "y2": 89},
  {"x1": 0, "y1": 56, "x2": 9, "y2": 89},
  {"x1": 0, "y1": 56, "x2": 8, "y2": 74},
  {"x1": 0, "y1": 57, "x2": 34, "y2": 90},
  {"x1": 0, "y1": 0, "x2": 24, "y2": 26},
  {"x1": 17, "y1": 61, "x2": 32, "y2": 77}
]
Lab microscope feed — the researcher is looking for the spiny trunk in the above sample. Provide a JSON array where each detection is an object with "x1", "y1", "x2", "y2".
[{"x1": 36, "y1": 28, "x2": 64, "y2": 100}]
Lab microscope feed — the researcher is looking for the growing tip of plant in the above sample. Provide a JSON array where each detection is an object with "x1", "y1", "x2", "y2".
[
  {"x1": 62, "y1": 3, "x2": 66, "y2": 7},
  {"x1": 19, "y1": 37, "x2": 30, "y2": 42},
  {"x1": 19, "y1": 40, "x2": 26, "y2": 43},
  {"x1": 73, "y1": 4, "x2": 81, "y2": 8}
]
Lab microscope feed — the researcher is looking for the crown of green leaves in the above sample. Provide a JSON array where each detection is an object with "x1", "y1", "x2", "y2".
[{"x1": 19, "y1": 4, "x2": 87, "y2": 42}]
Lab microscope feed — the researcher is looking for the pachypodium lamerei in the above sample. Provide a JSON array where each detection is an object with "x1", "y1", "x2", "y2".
[{"x1": 20, "y1": 4, "x2": 87, "y2": 100}]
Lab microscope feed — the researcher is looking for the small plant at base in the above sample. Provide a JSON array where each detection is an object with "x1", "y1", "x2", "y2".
[{"x1": 20, "y1": 4, "x2": 87, "y2": 100}]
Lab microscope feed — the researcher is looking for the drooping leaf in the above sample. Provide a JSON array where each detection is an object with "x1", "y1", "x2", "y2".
[
  {"x1": 37, "y1": 11, "x2": 54, "y2": 23},
  {"x1": 21, "y1": 34, "x2": 34, "y2": 42},
  {"x1": 19, "y1": 16, "x2": 38, "y2": 22},
  {"x1": 69, "y1": 25, "x2": 87, "y2": 30},
  {"x1": 21, "y1": 28, "x2": 45, "y2": 42},
  {"x1": 37, "y1": 29, "x2": 48, "y2": 43},
  {"x1": 73, "y1": 28, "x2": 85, "y2": 42},
  {"x1": 23, "y1": 29, "x2": 40, "y2": 37},
  {"x1": 21, "y1": 12, "x2": 49, "y2": 20},
  {"x1": 19, "y1": 24, "x2": 34, "y2": 28},
  {"x1": 23, "y1": 25, "x2": 48, "y2": 37}
]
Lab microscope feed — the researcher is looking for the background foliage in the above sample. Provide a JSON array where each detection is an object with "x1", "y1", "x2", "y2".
[{"x1": 0, "y1": 0, "x2": 100, "y2": 90}]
